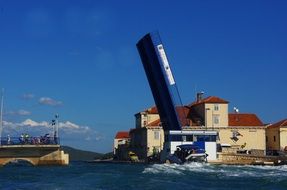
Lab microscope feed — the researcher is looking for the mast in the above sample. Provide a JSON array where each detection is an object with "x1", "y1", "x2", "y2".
[{"x1": 0, "y1": 88, "x2": 4, "y2": 146}]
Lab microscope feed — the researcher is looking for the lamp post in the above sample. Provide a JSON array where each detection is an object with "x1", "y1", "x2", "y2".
[
  {"x1": 52, "y1": 114, "x2": 59, "y2": 144},
  {"x1": 205, "y1": 108, "x2": 210, "y2": 130},
  {"x1": 55, "y1": 114, "x2": 59, "y2": 144}
]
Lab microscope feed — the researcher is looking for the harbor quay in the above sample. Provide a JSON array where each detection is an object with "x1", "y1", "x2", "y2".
[
  {"x1": 0, "y1": 136, "x2": 69, "y2": 166},
  {"x1": 0, "y1": 144, "x2": 69, "y2": 166}
]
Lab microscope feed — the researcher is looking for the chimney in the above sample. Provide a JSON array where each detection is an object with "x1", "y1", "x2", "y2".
[
  {"x1": 233, "y1": 107, "x2": 239, "y2": 121},
  {"x1": 196, "y1": 91, "x2": 204, "y2": 102}
]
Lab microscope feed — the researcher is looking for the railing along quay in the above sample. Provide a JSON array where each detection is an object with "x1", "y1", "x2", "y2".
[{"x1": 0, "y1": 136, "x2": 60, "y2": 146}]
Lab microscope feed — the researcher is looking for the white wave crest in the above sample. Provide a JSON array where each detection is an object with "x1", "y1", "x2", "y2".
[
  {"x1": 143, "y1": 162, "x2": 287, "y2": 179},
  {"x1": 143, "y1": 162, "x2": 211, "y2": 175},
  {"x1": 143, "y1": 164, "x2": 184, "y2": 175}
]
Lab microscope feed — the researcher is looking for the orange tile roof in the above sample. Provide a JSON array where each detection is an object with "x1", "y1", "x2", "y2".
[
  {"x1": 147, "y1": 119, "x2": 161, "y2": 127},
  {"x1": 187, "y1": 107, "x2": 204, "y2": 126},
  {"x1": 267, "y1": 119, "x2": 287, "y2": 129},
  {"x1": 190, "y1": 96, "x2": 229, "y2": 107},
  {"x1": 176, "y1": 106, "x2": 192, "y2": 126},
  {"x1": 146, "y1": 106, "x2": 191, "y2": 127},
  {"x1": 228, "y1": 113, "x2": 263, "y2": 126},
  {"x1": 115, "y1": 131, "x2": 130, "y2": 139},
  {"x1": 145, "y1": 106, "x2": 158, "y2": 114}
]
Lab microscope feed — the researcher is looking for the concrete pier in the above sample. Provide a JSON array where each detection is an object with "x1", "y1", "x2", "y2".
[
  {"x1": 0, "y1": 145, "x2": 69, "y2": 166},
  {"x1": 208, "y1": 152, "x2": 287, "y2": 165}
]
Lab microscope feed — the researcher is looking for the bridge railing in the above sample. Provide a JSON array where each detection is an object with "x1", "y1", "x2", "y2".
[{"x1": 0, "y1": 136, "x2": 60, "y2": 146}]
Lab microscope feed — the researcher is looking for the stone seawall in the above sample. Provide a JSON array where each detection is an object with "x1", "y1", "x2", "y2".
[
  {"x1": 210, "y1": 152, "x2": 287, "y2": 165},
  {"x1": 0, "y1": 145, "x2": 69, "y2": 166}
]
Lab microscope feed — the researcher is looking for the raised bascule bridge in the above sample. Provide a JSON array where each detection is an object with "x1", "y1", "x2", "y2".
[{"x1": 137, "y1": 32, "x2": 218, "y2": 163}]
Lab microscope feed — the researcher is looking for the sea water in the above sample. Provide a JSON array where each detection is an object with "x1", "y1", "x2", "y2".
[{"x1": 0, "y1": 162, "x2": 287, "y2": 190}]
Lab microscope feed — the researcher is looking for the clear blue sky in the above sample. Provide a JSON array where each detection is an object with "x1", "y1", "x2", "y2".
[{"x1": 0, "y1": 0, "x2": 286, "y2": 153}]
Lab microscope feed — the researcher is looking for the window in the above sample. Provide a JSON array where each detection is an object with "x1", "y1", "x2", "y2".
[
  {"x1": 197, "y1": 135, "x2": 217, "y2": 142},
  {"x1": 266, "y1": 136, "x2": 268, "y2": 142},
  {"x1": 168, "y1": 135, "x2": 184, "y2": 141},
  {"x1": 213, "y1": 115, "x2": 219, "y2": 124},
  {"x1": 141, "y1": 114, "x2": 148, "y2": 127},
  {"x1": 214, "y1": 104, "x2": 219, "y2": 111},
  {"x1": 274, "y1": 136, "x2": 276, "y2": 142},
  {"x1": 154, "y1": 131, "x2": 160, "y2": 140},
  {"x1": 186, "y1": 135, "x2": 193, "y2": 141},
  {"x1": 182, "y1": 136, "x2": 186, "y2": 142}
]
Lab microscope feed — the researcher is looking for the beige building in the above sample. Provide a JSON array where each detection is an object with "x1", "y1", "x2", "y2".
[
  {"x1": 128, "y1": 95, "x2": 267, "y2": 160},
  {"x1": 135, "y1": 107, "x2": 160, "y2": 128},
  {"x1": 187, "y1": 95, "x2": 266, "y2": 151},
  {"x1": 114, "y1": 131, "x2": 130, "y2": 160},
  {"x1": 130, "y1": 106, "x2": 192, "y2": 160},
  {"x1": 266, "y1": 119, "x2": 287, "y2": 151},
  {"x1": 129, "y1": 126, "x2": 164, "y2": 160},
  {"x1": 114, "y1": 94, "x2": 287, "y2": 160},
  {"x1": 130, "y1": 107, "x2": 164, "y2": 160},
  {"x1": 188, "y1": 95, "x2": 229, "y2": 128},
  {"x1": 218, "y1": 114, "x2": 266, "y2": 151}
]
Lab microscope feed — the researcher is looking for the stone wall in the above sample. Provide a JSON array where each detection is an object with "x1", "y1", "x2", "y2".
[{"x1": 0, "y1": 145, "x2": 69, "y2": 166}]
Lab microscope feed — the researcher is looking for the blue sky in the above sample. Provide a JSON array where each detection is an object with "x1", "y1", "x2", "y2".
[{"x1": 0, "y1": 0, "x2": 286, "y2": 153}]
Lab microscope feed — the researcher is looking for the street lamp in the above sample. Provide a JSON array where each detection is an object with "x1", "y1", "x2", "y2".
[
  {"x1": 52, "y1": 114, "x2": 59, "y2": 144},
  {"x1": 55, "y1": 114, "x2": 59, "y2": 143}
]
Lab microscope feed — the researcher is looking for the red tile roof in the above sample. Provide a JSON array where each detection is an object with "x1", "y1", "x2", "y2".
[
  {"x1": 147, "y1": 119, "x2": 161, "y2": 127},
  {"x1": 145, "y1": 106, "x2": 158, "y2": 114},
  {"x1": 115, "y1": 131, "x2": 130, "y2": 139},
  {"x1": 190, "y1": 96, "x2": 229, "y2": 107},
  {"x1": 267, "y1": 119, "x2": 287, "y2": 129},
  {"x1": 187, "y1": 107, "x2": 204, "y2": 126},
  {"x1": 146, "y1": 106, "x2": 191, "y2": 127},
  {"x1": 176, "y1": 106, "x2": 192, "y2": 126},
  {"x1": 229, "y1": 113, "x2": 263, "y2": 126}
]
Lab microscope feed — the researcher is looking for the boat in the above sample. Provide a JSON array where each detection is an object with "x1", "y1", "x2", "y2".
[
  {"x1": 167, "y1": 144, "x2": 208, "y2": 164},
  {"x1": 160, "y1": 130, "x2": 218, "y2": 164}
]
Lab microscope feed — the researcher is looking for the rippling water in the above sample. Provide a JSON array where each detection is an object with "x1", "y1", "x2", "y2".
[{"x1": 0, "y1": 162, "x2": 287, "y2": 190}]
